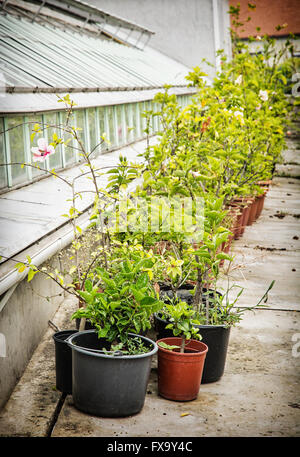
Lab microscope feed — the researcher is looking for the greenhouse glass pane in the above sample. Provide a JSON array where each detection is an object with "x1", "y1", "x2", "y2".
[
  {"x1": 44, "y1": 112, "x2": 63, "y2": 170},
  {"x1": 132, "y1": 103, "x2": 139, "y2": 140},
  {"x1": 7, "y1": 116, "x2": 27, "y2": 186},
  {"x1": 139, "y1": 102, "x2": 146, "y2": 136},
  {"x1": 98, "y1": 106, "x2": 105, "y2": 152},
  {"x1": 27, "y1": 114, "x2": 45, "y2": 178},
  {"x1": 87, "y1": 108, "x2": 97, "y2": 158},
  {"x1": 124, "y1": 104, "x2": 132, "y2": 143},
  {"x1": 153, "y1": 102, "x2": 159, "y2": 132},
  {"x1": 0, "y1": 118, "x2": 7, "y2": 189},
  {"x1": 75, "y1": 109, "x2": 86, "y2": 157},
  {"x1": 61, "y1": 111, "x2": 76, "y2": 166},
  {"x1": 106, "y1": 105, "x2": 115, "y2": 147},
  {"x1": 116, "y1": 104, "x2": 124, "y2": 146},
  {"x1": 147, "y1": 101, "x2": 155, "y2": 134}
]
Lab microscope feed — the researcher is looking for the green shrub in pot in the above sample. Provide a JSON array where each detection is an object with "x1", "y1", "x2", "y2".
[{"x1": 71, "y1": 249, "x2": 164, "y2": 354}]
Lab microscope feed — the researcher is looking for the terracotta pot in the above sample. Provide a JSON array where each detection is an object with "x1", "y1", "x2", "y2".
[
  {"x1": 256, "y1": 180, "x2": 272, "y2": 188},
  {"x1": 157, "y1": 337, "x2": 208, "y2": 401},
  {"x1": 248, "y1": 197, "x2": 259, "y2": 225},
  {"x1": 254, "y1": 193, "x2": 264, "y2": 219},
  {"x1": 226, "y1": 207, "x2": 239, "y2": 239},
  {"x1": 229, "y1": 201, "x2": 248, "y2": 239},
  {"x1": 232, "y1": 197, "x2": 253, "y2": 231},
  {"x1": 227, "y1": 205, "x2": 243, "y2": 239},
  {"x1": 241, "y1": 201, "x2": 251, "y2": 228},
  {"x1": 256, "y1": 189, "x2": 267, "y2": 219}
]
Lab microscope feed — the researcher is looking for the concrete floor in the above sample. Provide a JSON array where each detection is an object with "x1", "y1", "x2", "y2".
[{"x1": 0, "y1": 140, "x2": 299, "y2": 438}]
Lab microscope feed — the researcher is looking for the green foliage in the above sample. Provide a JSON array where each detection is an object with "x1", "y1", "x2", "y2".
[
  {"x1": 159, "y1": 298, "x2": 201, "y2": 353},
  {"x1": 71, "y1": 249, "x2": 164, "y2": 349}
]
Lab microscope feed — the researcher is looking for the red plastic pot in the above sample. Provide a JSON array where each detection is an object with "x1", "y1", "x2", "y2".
[{"x1": 157, "y1": 337, "x2": 208, "y2": 401}]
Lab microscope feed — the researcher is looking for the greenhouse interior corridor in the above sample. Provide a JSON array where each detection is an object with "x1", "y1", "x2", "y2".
[{"x1": 0, "y1": 0, "x2": 299, "y2": 445}]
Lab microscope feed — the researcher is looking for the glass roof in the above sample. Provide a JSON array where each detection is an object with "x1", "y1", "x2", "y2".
[{"x1": 0, "y1": 2, "x2": 191, "y2": 100}]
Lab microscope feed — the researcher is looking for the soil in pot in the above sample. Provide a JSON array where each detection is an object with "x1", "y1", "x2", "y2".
[
  {"x1": 67, "y1": 330, "x2": 157, "y2": 417},
  {"x1": 52, "y1": 329, "x2": 78, "y2": 394},
  {"x1": 157, "y1": 337, "x2": 208, "y2": 401}
]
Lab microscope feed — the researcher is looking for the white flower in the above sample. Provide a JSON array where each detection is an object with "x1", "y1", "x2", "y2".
[
  {"x1": 259, "y1": 90, "x2": 268, "y2": 101},
  {"x1": 191, "y1": 171, "x2": 201, "y2": 178},
  {"x1": 256, "y1": 35, "x2": 262, "y2": 40},
  {"x1": 235, "y1": 75, "x2": 243, "y2": 85},
  {"x1": 234, "y1": 110, "x2": 245, "y2": 125}
]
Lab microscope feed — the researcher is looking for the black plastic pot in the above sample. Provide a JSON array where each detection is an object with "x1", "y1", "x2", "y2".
[
  {"x1": 154, "y1": 314, "x2": 231, "y2": 384},
  {"x1": 159, "y1": 283, "x2": 195, "y2": 305},
  {"x1": 194, "y1": 324, "x2": 231, "y2": 383},
  {"x1": 159, "y1": 283, "x2": 221, "y2": 307},
  {"x1": 67, "y1": 330, "x2": 158, "y2": 417},
  {"x1": 52, "y1": 329, "x2": 78, "y2": 394}
]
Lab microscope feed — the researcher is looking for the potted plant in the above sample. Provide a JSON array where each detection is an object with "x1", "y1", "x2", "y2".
[
  {"x1": 68, "y1": 251, "x2": 164, "y2": 417},
  {"x1": 155, "y1": 274, "x2": 275, "y2": 383},
  {"x1": 156, "y1": 299, "x2": 208, "y2": 401}
]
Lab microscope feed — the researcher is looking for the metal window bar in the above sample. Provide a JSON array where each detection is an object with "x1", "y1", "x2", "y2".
[
  {"x1": 57, "y1": 111, "x2": 66, "y2": 168},
  {"x1": 3, "y1": 117, "x2": 12, "y2": 188},
  {"x1": 113, "y1": 105, "x2": 119, "y2": 148}
]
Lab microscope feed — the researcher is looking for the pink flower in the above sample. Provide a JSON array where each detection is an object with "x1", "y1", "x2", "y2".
[
  {"x1": 31, "y1": 138, "x2": 55, "y2": 162},
  {"x1": 191, "y1": 171, "x2": 201, "y2": 178}
]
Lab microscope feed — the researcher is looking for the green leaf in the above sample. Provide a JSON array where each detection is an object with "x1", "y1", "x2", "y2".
[
  {"x1": 158, "y1": 341, "x2": 180, "y2": 350},
  {"x1": 216, "y1": 253, "x2": 233, "y2": 261},
  {"x1": 27, "y1": 269, "x2": 36, "y2": 282},
  {"x1": 84, "y1": 279, "x2": 93, "y2": 292},
  {"x1": 131, "y1": 287, "x2": 145, "y2": 303},
  {"x1": 78, "y1": 290, "x2": 93, "y2": 304},
  {"x1": 136, "y1": 272, "x2": 149, "y2": 289},
  {"x1": 140, "y1": 296, "x2": 157, "y2": 306}
]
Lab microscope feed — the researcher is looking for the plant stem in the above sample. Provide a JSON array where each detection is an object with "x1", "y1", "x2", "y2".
[{"x1": 180, "y1": 335, "x2": 186, "y2": 353}]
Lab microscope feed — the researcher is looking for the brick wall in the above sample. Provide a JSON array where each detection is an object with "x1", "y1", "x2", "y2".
[{"x1": 229, "y1": 0, "x2": 300, "y2": 37}]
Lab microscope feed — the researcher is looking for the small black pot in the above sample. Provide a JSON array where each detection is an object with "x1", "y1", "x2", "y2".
[
  {"x1": 52, "y1": 329, "x2": 78, "y2": 394},
  {"x1": 194, "y1": 324, "x2": 231, "y2": 383},
  {"x1": 67, "y1": 330, "x2": 158, "y2": 417},
  {"x1": 159, "y1": 283, "x2": 195, "y2": 305},
  {"x1": 154, "y1": 314, "x2": 231, "y2": 384},
  {"x1": 158, "y1": 283, "x2": 221, "y2": 307}
]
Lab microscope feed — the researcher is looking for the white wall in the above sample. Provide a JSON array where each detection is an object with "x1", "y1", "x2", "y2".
[
  {"x1": 86, "y1": 0, "x2": 232, "y2": 78},
  {"x1": 0, "y1": 254, "x2": 65, "y2": 410}
]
